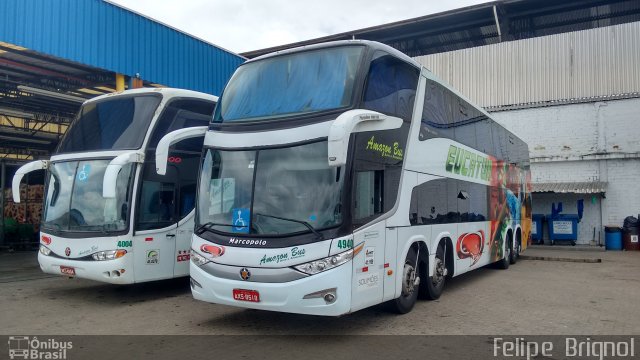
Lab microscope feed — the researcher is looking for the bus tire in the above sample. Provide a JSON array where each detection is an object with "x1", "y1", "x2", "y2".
[
  {"x1": 387, "y1": 247, "x2": 419, "y2": 314},
  {"x1": 510, "y1": 236, "x2": 520, "y2": 264},
  {"x1": 419, "y1": 243, "x2": 445, "y2": 300},
  {"x1": 496, "y1": 238, "x2": 511, "y2": 270}
]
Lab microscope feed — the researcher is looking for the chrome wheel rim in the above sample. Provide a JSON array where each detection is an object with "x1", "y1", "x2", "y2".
[
  {"x1": 432, "y1": 257, "x2": 445, "y2": 287},
  {"x1": 401, "y1": 262, "x2": 416, "y2": 297}
]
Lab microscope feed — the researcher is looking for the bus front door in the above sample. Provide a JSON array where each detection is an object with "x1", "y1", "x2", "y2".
[{"x1": 132, "y1": 224, "x2": 177, "y2": 282}]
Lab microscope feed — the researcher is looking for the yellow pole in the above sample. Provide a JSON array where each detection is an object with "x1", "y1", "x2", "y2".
[{"x1": 115, "y1": 73, "x2": 125, "y2": 92}]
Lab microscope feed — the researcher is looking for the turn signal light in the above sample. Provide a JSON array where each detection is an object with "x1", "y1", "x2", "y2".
[{"x1": 91, "y1": 249, "x2": 127, "y2": 261}]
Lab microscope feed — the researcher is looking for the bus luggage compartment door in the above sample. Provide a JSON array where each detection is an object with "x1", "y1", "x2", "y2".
[{"x1": 350, "y1": 222, "x2": 386, "y2": 312}]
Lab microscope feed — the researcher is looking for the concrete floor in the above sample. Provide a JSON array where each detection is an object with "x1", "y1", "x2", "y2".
[{"x1": 1, "y1": 246, "x2": 639, "y2": 335}]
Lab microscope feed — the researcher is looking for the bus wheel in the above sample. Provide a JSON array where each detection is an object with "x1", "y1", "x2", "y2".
[
  {"x1": 497, "y1": 239, "x2": 511, "y2": 270},
  {"x1": 419, "y1": 243, "x2": 445, "y2": 300},
  {"x1": 510, "y1": 238, "x2": 520, "y2": 264},
  {"x1": 388, "y1": 247, "x2": 419, "y2": 314}
]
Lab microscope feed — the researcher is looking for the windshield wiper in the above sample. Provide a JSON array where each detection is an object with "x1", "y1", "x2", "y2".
[
  {"x1": 254, "y1": 213, "x2": 324, "y2": 239},
  {"x1": 43, "y1": 223, "x2": 62, "y2": 231},
  {"x1": 196, "y1": 222, "x2": 247, "y2": 233}
]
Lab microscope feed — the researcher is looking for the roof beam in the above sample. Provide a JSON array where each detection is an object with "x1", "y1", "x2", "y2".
[
  {"x1": 0, "y1": 45, "x2": 98, "y2": 75},
  {"x1": 0, "y1": 58, "x2": 91, "y2": 86}
]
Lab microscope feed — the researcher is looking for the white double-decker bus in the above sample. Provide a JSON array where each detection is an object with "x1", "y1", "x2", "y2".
[
  {"x1": 158, "y1": 40, "x2": 532, "y2": 315},
  {"x1": 13, "y1": 88, "x2": 217, "y2": 284}
]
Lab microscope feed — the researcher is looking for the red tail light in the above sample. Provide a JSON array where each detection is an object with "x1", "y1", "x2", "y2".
[{"x1": 41, "y1": 236, "x2": 52, "y2": 245}]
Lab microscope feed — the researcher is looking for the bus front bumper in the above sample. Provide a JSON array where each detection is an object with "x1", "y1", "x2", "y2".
[
  {"x1": 190, "y1": 261, "x2": 353, "y2": 316},
  {"x1": 38, "y1": 252, "x2": 134, "y2": 284}
]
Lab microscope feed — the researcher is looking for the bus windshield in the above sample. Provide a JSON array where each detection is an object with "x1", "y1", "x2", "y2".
[
  {"x1": 197, "y1": 141, "x2": 344, "y2": 236},
  {"x1": 214, "y1": 46, "x2": 363, "y2": 122},
  {"x1": 57, "y1": 95, "x2": 161, "y2": 153},
  {"x1": 42, "y1": 159, "x2": 134, "y2": 233}
]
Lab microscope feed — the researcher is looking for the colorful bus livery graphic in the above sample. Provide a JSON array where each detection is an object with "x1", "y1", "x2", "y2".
[
  {"x1": 489, "y1": 161, "x2": 532, "y2": 262},
  {"x1": 446, "y1": 144, "x2": 493, "y2": 182},
  {"x1": 456, "y1": 231, "x2": 485, "y2": 266},
  {"x1": 445, "y1": 143, "x2": 532, "y2": 264}
]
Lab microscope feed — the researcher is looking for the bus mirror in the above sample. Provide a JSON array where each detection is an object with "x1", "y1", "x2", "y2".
[
  {"x1": 155, "y1": 126, "x2": 208, "y2": 175},
  {"x1": 103, "y1": 152, "x2": 144, "y2": 198},
  {"x1": 12, "y1": 160, "x2": 49, "y2": 203},
  {"x1": 328, "y1": 109, "x2": 403, "y2": 167}
]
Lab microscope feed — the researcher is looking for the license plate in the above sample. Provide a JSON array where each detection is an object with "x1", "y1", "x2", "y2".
[
  {"x1": 60, "y1": 266, "x2": 76, "y2": 276},
  {"x1": 233, "y1": 289, "x2": 260, "y2": 302}
]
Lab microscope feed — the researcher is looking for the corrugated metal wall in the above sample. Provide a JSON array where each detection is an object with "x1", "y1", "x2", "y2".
[
  {"x1": 0, "y1": 0, "x2": 245, "y2": 95},
  {"x1": 415, "y1": 22, "x2": 640, "y2": 109}
]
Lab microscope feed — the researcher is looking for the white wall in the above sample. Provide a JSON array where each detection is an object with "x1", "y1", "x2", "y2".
[
  {"x1": 488, "y1": 98, "x2": 640, "y2": 242},
  {"x1": 491, "y1": 98, "x2": 640, "y2": 161}
]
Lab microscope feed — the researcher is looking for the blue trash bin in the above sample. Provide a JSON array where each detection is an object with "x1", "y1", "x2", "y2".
[
  {"x1": 604, "y1": 226, "x2": 623, "y2": 250},
  {"x1": 547, "y1": 214, "x2": 579, "y2": 245},
  {"x1": 531, "y1": 214, "x2": 545, "y2": 244}
]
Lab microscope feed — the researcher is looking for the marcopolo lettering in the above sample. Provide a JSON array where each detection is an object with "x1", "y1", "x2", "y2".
[
  {"x1": 446, "y1": 144, "x2": 492, "y2": 181},
  {"x1": 229, "y1": 238, "x2": 267, "y2": 246}
]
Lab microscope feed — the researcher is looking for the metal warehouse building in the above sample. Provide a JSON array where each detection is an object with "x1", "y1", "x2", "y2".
[
  {"x1": 245, "y1": 0, "x2": 640, "y2": 245},
  {"x1": 0, "y1": 0, "x2": 244, "y2": 247}
]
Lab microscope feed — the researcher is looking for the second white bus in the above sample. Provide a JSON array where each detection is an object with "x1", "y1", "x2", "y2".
[{"x1": 13, "y1": 88, "x2": 217, "y2": 284}]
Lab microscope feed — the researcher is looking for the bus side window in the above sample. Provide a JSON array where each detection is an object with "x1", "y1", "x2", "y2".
[
  {"x1": 176, "y1": 154, "x2": 201, "y2": 218},
  {"x1": 492, "y1": 124, "x2": 506, "y2": 161},
  {"x1": 147, "y1": 99, "x2": 215, "y2": 149},
  {"x1": 453, "y1": 98, "x2": 477, "y2": 149},
  {"x1": 476, "y1": 117, "x2": 494, "y2": 157},
  {"x1": 419, "y1": 80, "x2": 453, "y2": 141},
  {"x1": 409, "y1": 179, "x2": 448, "y2": 225},
  {"x1": 144, "y1": 98, "x2": 215, "y2": 224},
  {"x1": 354, "y1": 169, "x2": 384, "y2": 220},
  {"x1": 457, "y1": 180, "x2": 470, "y2": 222},
  {"x1": 468, "y1": 183, "x2": 489, "y2": 222},
  {"x1": 362, "y1": 51, "x2": 419, "y2": 122},
  {"x1": 135, "y1": 163, "x2": 178, "y2": 231}
]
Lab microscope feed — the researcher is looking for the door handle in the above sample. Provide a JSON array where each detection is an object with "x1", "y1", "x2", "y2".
[{"x1": 166, "y1": 233, "x2": 176, "y2": 238}]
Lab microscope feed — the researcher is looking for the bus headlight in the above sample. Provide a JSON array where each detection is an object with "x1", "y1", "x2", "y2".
[
  {"x1": 91, "y1": 249, "x2": 127, "y2": 261},
  {"x1": 39, "y1": 245, "x2": 51, "y2": 256},
  {"x1": 293, "y1": 243, "x2": 363, "y2": 275},
  {"x1": 190, "y1": 250, "x2": 209, "y2": 267}
]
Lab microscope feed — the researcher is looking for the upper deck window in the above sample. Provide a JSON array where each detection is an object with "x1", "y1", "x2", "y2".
[
  {"x1": 57, "y1": 94, "x2": 161, "y2": 153},
  {"x1": 214, "y1": 46, "x2": 364, "y2": 123}
]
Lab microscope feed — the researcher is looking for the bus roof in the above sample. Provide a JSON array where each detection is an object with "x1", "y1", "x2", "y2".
[
  {"x1": 83, "y1": 87, "x2": 218, "y2": 106},
  {"x1": 246, "y1": 40, "x2": 421, "y2": 69}
]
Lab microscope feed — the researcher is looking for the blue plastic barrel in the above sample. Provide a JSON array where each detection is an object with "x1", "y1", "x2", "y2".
[{"x1": 605, "y1": 226, "x2": 623, "y2": 250}]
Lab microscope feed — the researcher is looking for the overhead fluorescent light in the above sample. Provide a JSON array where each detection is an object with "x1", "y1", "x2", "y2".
[
  {"x1": 0, "y1": 107, "x2": 35, "y2": 119},
  {"x1": 17, "y1": 85, "x2": 86, "y2": 103},
  {"x1": 95, "y1": 86, "x2": 116, "y2": 92},
  {"x1": 0, "y1": 41, "x2": 27, "y2": 51},
  {"x1": 77, "y1": 88, "x2": 105, "y2": 95}
]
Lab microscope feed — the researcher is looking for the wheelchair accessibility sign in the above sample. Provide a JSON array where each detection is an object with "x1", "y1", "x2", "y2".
[
  {"x1": 232, "y1": 208, "x2": 250, "y2": 234},
  {"x1": 77, "y1": 164, "x2": 91, "y2": 182}
]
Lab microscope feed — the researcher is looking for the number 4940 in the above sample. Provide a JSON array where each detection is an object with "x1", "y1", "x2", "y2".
[{"x1": 337, "y1": 239, "x2": 353, "y2": 249}]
